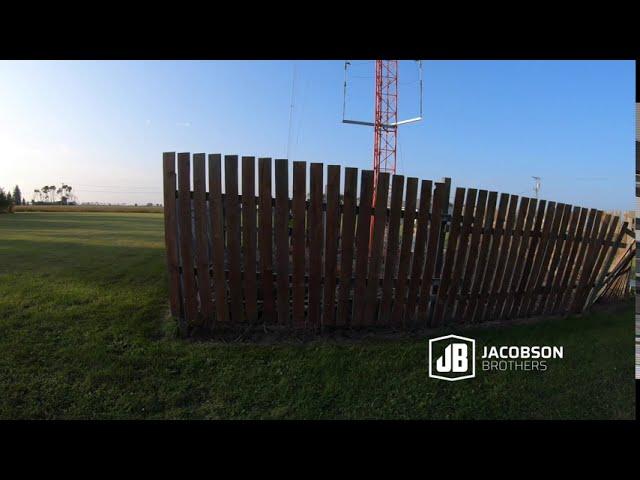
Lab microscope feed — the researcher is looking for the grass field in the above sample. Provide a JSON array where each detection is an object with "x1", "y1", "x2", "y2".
[
  {"x1": 14, "y1": 205, "x2": 163, "y2": 213},
  {"x1": 0, "y1": 212, "x2": 634, "y2": 419}
]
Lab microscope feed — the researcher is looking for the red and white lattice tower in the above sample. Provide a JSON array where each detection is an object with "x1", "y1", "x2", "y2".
[
  {"x1": 342, "y1": 59, "x2": 423, "y2": 248},
  {"x1": 373, "y1": 60, "x2": 399, "y2": 194},
  {"x1": 343, "y1": 59, "x2": 422, "y2": 188}
]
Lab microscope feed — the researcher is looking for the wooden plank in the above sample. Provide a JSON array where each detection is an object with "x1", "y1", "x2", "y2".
[
  {"x1": 208, "y1": 154, "x2": 228, "y2": 325},
  {"x1": 322, "y1": 165, "x2": 341, "y2": 327},
  {"x1": 582, "y1": 216, "x2": 621, "y2": 310},
  {"x1": 432, "y1": 187, "x2": 466, "y2": 326},
  {"x1": 274, "y1": 159, "x2": 290, "y2": 325},
  {"x1": 336, "y1": 167, "x2": 358, "y2": 326},
  {"x1": 522, "y1": 202, "x2": 563, "y2": 317},
  {"x1": 162, "y1": 152, "x2": 182, "y2": 321},
  {"x1": 504, "y1": 199, "x2": 539, "y2": 319},
  {"x1": 510, "y1": 199, "x2": 547, "y2": 319},
  {"x1": 177, "y1": 152, "x2": 198, "y2": 325},
  {"x1": 364, "y1": 172, "x2": 390, "y2": 325},
  {"x1": 566, "y1": 209, "x2": 603, "y2": 312},
  {"x1": 379, "y1": 174, "x2": 405, "y2": 325},
  {"x1": 520, "y1": 201, "x2": 559, "y2": 317},
  {"x1": 588, "y1": 215, "x2": 619, "y2": 287},
  {"x1": 258, "y1": 158, "x2": 274, "y2": 324},
  {"x1": 485, "y1": 195, "x2": 519, "y2": 321},
  {"x1": 475, "y1": 193, "x2": 509, "y2": 323},
  {"x1": 193, "y1": 153, "x2": 213, "y2": 326},
  {"x1": 443, "y1": 189, "x2": 477, "y2": 322},
  {"x1": 308, "y1": 163, "x2": 324, "y2": 328},
  {"x1": 483, "y1": 195, "x2": 518, "y2": 321},
  {"x1": 242, "y1": 156, "x2": 258, "y2": 324},
  {"x1": 224, "y1": 155, "x2": 243, "y2": 323},
  {"x1": 571, "y1": 212, "x2": 609, "y2": 312},
  {"x1": 463, "y1": 191, "x2": 498, "y2": 323},
  {"x1": 544, "y1": 206, "x2": 581, "y2": 315},
  {"x1": 454, "y1": 190, "x2": 488, "y2": 322},
  {"x1": 391, "y1": 177, "x2": 418, "y2": 326},
  {"x1": 621, "y1": 270, "x2": 631, "y2": 297},
  {"x1": 582, "y1": 212, "x2": 612, "y2": 286},
  {"x1": 535, "y1": 203, "x2": 572, "y2": 316},
  {"x1": 352, "y1": 169, "x2": 374, "y2": 326},
  {"x1": 587, "y1": 220, "x2": 628, "y2": 309},
  {"x1": 405, "y1": 180, "x2": 433, "y2": 324},
  {"x1": 291, "y1": 161, "x2": 307, "y2": 326},
  {"x1": 418, "y1": 183, "x2": 446, "y2": 325},
  {"x1": 434, "y1": 177, "x2": 451, "y2": 277},
  {"x1": 552, "y1": 207, "x2": 589, "y2": 314},
  {"x1": 558, "y1": 208, "x2": 597, "y2": 313},
  {"x1": 606, "y1": 243, "x2": 634, "y2": 285}
]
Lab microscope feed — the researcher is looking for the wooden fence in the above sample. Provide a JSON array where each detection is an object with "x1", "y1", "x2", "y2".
[{"x1": 162, "y1": 152, "x2": 634, "y2": 334}]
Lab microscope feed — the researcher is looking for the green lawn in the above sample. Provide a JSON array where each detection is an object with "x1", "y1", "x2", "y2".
[{"x1": 0, "y1": 212, "x2": 634, "y2": 419}]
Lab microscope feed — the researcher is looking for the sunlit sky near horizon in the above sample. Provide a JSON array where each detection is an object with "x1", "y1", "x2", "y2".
[{"x1": 0, "y1": 60, "x2": 634, "y2": 210}]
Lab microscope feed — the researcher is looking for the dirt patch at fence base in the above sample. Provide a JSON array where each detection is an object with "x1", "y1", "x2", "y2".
[{"x1": 174, "y1": 299, "x2": 633, "y2": 346}]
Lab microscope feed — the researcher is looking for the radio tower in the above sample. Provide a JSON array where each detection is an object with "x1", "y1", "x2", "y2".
[
  {"x1": 342, "y1": 60, "x2": 423, "y2": 247},
  {"x1": 373, "y1": 60, "x2": 399, "y2": 192}
]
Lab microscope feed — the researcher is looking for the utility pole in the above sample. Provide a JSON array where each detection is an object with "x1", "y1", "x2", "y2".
[{"x1": 532, "y1": 176, "x2": 541, "y2": 199}]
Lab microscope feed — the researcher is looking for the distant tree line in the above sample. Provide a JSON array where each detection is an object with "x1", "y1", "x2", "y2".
[
  {"x1": 32, "y1": 184, "x2": 76, "y2": 205},
  {"x1": 0, "y1": 185, "x2": 27, "y2": 213}
]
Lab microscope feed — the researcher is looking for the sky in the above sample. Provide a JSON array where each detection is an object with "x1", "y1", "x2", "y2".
[{"x1": 0, "y1": 60, "x2": 634, "y2": 210}]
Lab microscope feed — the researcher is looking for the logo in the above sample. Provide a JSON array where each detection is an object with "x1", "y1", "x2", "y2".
[{"x1": 429, "y1": 334, "x2": 475, "y2": 381}]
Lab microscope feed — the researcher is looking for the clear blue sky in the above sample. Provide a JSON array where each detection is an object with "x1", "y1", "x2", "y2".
[{"x1": 0, "y1": 60, "x2": 634, "y2": 210}]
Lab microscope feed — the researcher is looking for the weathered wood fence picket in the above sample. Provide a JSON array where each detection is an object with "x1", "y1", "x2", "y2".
[{"x1": 162, "y1": 152, "x2": 634, "y2": 335}]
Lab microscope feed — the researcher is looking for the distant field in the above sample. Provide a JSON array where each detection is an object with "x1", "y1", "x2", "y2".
[
  {"x1": 14, "y1": 205, "x2": 163, "y2": 213},
  {"x1": 0, "y1": 211, "x2": 634, "y2": 419}
]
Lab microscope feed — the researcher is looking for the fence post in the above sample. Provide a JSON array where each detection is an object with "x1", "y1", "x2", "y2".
[{"x1": 162, "y1": 152, "x2": 184, "y2": 334}]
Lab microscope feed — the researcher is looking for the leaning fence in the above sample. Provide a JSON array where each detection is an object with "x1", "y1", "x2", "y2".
[{"x1": 162, "y1": 152, "x2": 634, "y2": 335}]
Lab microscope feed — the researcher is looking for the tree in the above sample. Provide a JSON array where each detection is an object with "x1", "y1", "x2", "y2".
[
  {"x1": 13, "y1": 185, "x2": 22, "y2": 205},
  {"x1": 31, "y1": 184, "x2": 76, "y2": 204},
  {"x1": 40, "y1": 185, "x2": 57, "y2": 203},
  {"x1": 57, "y1": 184, "x2": 73, "y2": 204},
  {"x1": 0, "y1": 188, "x2": 14, "y2": 213}
]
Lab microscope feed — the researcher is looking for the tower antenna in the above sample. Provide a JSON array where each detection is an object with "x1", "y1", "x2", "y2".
[{"x1": 343, "y1": 60, "x2": 423, "y2": 246}]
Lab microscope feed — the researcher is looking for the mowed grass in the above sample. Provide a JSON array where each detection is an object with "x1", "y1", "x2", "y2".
[
  {"x1": 15, "y1": 204, "x2": 163, "y2": 213},
  {"x1": 0, "y1": 212, "x2": 634, "y2": 419}
]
